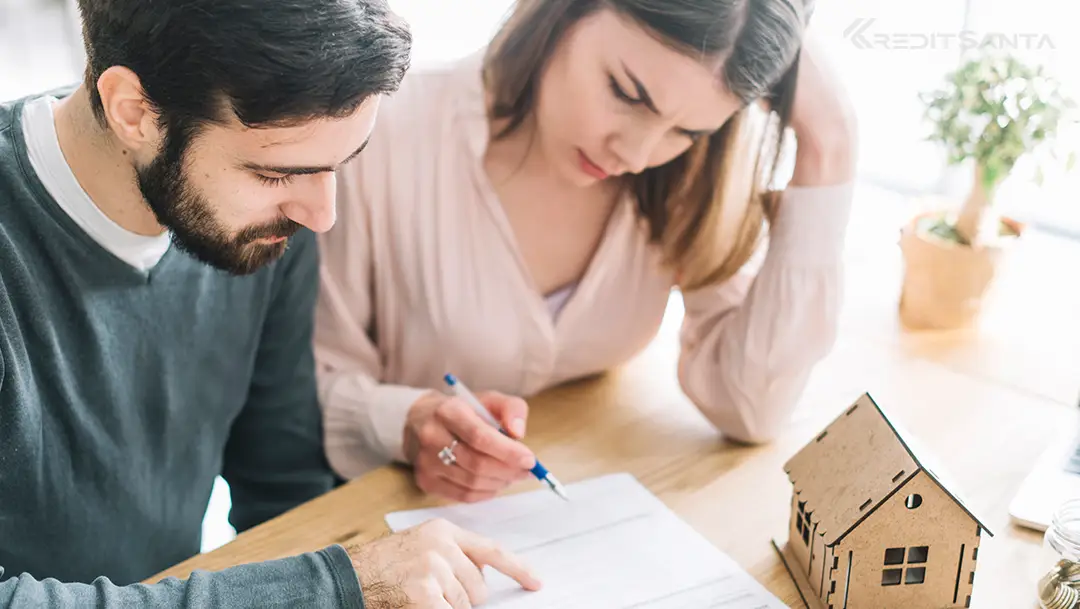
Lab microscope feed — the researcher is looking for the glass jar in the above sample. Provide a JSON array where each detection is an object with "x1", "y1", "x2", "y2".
[{"x1": 1037, "y1": 499, "x2": 1080, "y2": 609}]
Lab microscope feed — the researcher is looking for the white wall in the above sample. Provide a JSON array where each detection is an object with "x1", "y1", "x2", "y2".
[
  {"x1": 0, "y1": 0, "x2": 83, "y2": 101},
  {"x1": 387, "y1": 0, "x2": 512, "y2": 66}
]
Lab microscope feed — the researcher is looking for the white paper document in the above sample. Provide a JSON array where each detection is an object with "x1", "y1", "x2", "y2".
[{"x1": 384, "y1": 473, "x2": 789, "y2": 608}]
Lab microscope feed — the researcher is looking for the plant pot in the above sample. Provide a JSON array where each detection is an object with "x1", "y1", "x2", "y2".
[{"x1": 898, "y1": 212, "x2": 1023, "y2": 330}]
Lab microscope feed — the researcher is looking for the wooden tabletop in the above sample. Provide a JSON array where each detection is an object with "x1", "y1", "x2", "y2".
[{"x1": 154, "y1": 184, "x2": 1080, "y2": 608}]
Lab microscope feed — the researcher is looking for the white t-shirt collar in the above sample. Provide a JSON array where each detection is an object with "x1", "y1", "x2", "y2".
[{"x1": 21, "y1": 95, "x2": 172, "y2": 272}]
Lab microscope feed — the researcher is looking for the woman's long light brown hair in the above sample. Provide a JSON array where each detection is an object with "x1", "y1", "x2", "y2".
[{"x1": 483, "y1": 0, "x2": 808, "y2": 291}]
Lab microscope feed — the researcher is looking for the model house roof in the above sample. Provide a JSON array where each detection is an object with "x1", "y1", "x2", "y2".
[{"x1": 783, "y1": 393, "x2": 993, "y2": 546}]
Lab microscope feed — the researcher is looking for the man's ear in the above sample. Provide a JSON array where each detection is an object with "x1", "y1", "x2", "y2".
[{"x1": 96, "y1": 66, "x2": 162, "y2": 153}]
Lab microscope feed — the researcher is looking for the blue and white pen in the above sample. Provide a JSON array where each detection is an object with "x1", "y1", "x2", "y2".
[{"x1": 443, "y1": 373, "x2": 569, "y2": 501}]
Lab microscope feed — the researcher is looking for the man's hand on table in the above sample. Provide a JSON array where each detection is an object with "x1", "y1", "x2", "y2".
[{"x1": 346, "y1": 518, "x2": 542, "y2": 608}]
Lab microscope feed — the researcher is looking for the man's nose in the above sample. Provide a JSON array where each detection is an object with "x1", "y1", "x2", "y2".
[{"x1": 282, "y1": 172, "x2": 337, "y2": 234}]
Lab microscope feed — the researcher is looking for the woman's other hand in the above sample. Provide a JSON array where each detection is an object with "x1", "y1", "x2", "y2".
[{"x1": 789, "y1": 29, "x2": 858, "y2": 187}]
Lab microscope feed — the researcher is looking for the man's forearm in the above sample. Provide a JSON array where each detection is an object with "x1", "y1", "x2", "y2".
[{"x1": 0, "y1": 545, "x2": 361, "y2": 609}]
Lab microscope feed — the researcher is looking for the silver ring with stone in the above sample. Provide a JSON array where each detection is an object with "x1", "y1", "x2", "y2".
[{"x1": 438, "y1": 440, "x2": 459, "y2": 466}]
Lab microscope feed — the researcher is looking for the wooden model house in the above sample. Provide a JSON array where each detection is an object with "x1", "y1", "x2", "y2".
[{"x1": 773, "y1": 393, "x2": 992, "y2": 609}]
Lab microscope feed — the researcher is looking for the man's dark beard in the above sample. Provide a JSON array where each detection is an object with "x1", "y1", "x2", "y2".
[{"x1": 135, "y1": 128, "x2": 301, "y2": 276}]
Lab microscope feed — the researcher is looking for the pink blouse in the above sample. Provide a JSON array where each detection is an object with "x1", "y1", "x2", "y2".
[{"x1": 314, "y1": 55, "x2": 855, "y2": 479}]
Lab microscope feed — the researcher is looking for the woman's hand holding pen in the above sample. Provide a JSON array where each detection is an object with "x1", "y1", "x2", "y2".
[{"x1": 404, "y1": 390, "x2": 537, "y2": 502}]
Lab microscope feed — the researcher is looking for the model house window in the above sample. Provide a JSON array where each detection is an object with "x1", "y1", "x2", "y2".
[
  {"x1": 882, "y1": 546, "x2": 929, "y2": 586},
  {"x1": 795, "y1": 501, "x2": 812, "y2": 545}
]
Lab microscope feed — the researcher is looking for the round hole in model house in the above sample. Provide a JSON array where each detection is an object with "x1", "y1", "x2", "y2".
[{"x1": 906, "y1": 494, "x2": 923, "y2": 509}]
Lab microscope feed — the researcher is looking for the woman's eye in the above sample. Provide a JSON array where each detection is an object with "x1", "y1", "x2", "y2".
[{"x1": 609, "y1": 75, "x2": 642, "y2": 106}]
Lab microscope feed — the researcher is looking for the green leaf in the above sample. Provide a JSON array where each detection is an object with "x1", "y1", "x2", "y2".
[{"x1": 919, "y1": 49, "x2": 1078, "y2": 197}]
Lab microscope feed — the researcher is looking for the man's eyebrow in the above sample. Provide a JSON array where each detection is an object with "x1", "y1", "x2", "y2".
[{"x1": 242, "y1": 136, "x2": 371, "y2": 176}]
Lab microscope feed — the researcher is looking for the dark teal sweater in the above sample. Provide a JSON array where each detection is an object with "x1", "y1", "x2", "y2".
[{"x1": 0, "y1": 95, "x2": 362, "y2": 607}]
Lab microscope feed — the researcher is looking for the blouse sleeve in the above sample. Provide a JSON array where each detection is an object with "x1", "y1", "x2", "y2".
[{"x1": 676, "y1": 181, "x2": 854, "y2": 444}]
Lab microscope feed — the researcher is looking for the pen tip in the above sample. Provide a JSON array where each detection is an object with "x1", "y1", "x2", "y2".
[
  {"x1": 545, "y1": 475, "x2": 569, "y2": 501},
  {"x1": 444, "y1": 373, "x2": 457, "y2": 386}
]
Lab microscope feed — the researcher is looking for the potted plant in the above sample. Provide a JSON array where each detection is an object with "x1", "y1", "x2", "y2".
[{"x1": 899, "y1": 51, "x2": 1077, "y2": 330}]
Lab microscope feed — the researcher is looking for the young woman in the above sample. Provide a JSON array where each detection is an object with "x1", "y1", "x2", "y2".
[{"x1": 314, "y1": 0, "x2": 857, "y2": 503}]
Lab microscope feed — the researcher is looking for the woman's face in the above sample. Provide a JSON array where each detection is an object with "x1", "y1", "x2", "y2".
[{"x1": 533, "y1": 8, "x2": 745, "y2": 187}]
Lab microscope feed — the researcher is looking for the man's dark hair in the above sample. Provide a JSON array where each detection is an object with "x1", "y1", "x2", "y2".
[{"x1": 77, "y1": 0, "x2": 411, "y2": 130}]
